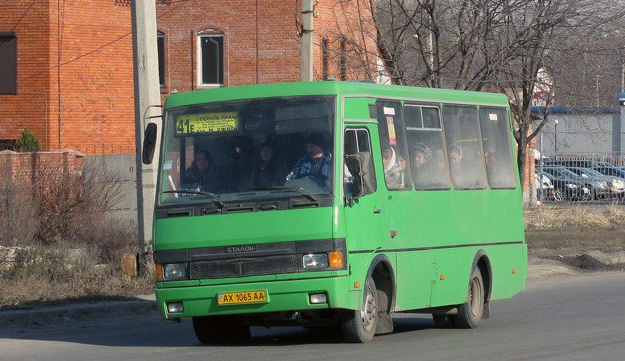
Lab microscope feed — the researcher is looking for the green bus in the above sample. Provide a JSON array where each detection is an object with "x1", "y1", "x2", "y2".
[{"x1": 143, "y1": 81, "x2": 527, "y2": 343}]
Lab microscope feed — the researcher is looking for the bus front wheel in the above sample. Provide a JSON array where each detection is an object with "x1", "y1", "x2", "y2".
[
  {"x1": 192, "y1": 315, "x2": 251, "y2": 344},
  {"x1": 342, "y1": 276, "x2": 378, "y2": 343}
]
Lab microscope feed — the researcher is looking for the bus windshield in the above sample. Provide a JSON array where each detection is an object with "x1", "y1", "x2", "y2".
[{"x1": 158, "y1": 96, "x2": 335, "y2": 206}]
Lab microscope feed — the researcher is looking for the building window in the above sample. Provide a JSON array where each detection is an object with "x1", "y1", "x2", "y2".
[
  {"x1": 0, "y1": 33, "x2": 17, "y2": 95},
  {"x1": 198, "y1": 33, "x2": 224, "y2": 86},
  {"x1": 0, "y1": 140, "x2": 17, "y2": 151},
  {"x1": 322, "y1": 38, "x2": 328, "y2": 80},
  {"x1": 340, "y1": 37, "x2": 346, "y2": 81},
  {"x1": 157, "y1": 34, "x2": 165, "y2": 87}
]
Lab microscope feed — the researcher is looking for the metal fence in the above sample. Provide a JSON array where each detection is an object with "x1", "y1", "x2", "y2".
[{"x1": 535, "y1": 154, "x2": 625, "y2": 203}]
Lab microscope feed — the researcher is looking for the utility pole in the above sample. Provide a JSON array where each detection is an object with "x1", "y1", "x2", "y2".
[
  {"x1": 131, "y1": 0, "x2": 161, "y2": 261},
  {"x1": 300, "y1": 0, "x2": 314, "y2": 81}
]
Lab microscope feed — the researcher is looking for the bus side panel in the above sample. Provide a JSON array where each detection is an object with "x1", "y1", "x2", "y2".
[
  {"x1": 394, "y1": 251, "x2": 433, "y2": 311},
  {"x1": 489, "y1": 243, "x2": 528, "y2": 300},
  {"x1": 429, "y1": 247, "x2": 472, "y2": 307}
]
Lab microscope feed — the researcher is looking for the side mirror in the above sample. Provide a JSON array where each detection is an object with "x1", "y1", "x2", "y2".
[
  {"x1": 344, "y1": 152, "x2": 376, "y2": 206},
  {"x1": 142, "y1": 123, "x2": 158, "y2": 165}
]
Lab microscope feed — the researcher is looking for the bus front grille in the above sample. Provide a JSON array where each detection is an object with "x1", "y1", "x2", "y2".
[{"x1": 189, "y1": 254, "x2": 299, "y2": 279}]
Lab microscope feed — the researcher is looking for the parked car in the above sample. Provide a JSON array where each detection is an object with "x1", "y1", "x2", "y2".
[
  {"x1": 592, "y1": 164, "x2": 625, "y2": 179},
  {"x1": 541, "y1": 166, "x2": 610, "y2": 200},
  {"x1": 566, "y1": 167, "x2": 625, "y2": 198},
  {"x1": 551, "y1": 160, "x2": 625, "y2": 179},
  {"x1": 537, "y1": 171, "x2": 590, "y2": 201}
]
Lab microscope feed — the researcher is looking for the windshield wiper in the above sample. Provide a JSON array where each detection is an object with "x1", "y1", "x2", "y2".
[
  {"x1": 250, "y1": 186, "x2": 318, "y2": 202},
  {"x1": 163, "y1": 190, "x2": 224, "y2": 207}
]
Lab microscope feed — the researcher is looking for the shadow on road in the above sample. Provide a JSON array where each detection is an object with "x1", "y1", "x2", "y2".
[{"x1": 0, "y1": 308, "x2": 436, "y2": 348}]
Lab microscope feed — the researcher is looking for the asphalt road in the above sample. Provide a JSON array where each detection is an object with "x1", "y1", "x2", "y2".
[{"x1": 1, "y1": 272, "x2": 624, "y2": 361}]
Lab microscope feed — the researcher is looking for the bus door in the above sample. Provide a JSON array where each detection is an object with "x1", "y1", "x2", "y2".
[
  {"x1": 375, "y1": 100, "x2": 433, "y2": 310},
  {"x1": 342, "y1": 126, "x2": 388, "y2": 257}
]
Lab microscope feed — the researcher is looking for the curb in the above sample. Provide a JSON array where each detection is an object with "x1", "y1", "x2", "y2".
[{"x1": 0, "y1": 296, "x2": 157, "y2": 326}]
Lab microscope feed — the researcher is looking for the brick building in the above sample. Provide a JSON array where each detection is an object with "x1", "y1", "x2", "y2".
[
  {"x1": 155, "y1": 0, "x2": 379, "y2": 97},
  {"x1": 1, "y1": 0, "x2": 379, "y2": 155},
  {"x1": 0, "y1": 0, "x2": 135, "y2": 154}
]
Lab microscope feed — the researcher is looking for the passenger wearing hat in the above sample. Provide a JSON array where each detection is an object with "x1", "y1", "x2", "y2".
[
  {"x1": 286, "y1": 133, "x2": 332, "y2": 190},
  {"x1": 411, "y1": 142, "x2": 435, "y2": 188}
]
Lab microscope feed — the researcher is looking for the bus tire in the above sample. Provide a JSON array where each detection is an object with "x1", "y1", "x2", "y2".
[
  {"x1": 453, "y1": 267, "x2": 485, "y2": 329},
  {"x1": 192, "y1": 315, "x2": 251, "y2": 344},
  {"x1": 342, "y1": 276, "x2": 378, "y2": 343}
]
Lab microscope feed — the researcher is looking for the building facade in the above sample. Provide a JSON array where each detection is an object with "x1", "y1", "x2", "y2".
[
  {"x1": 1, "y1": 0, "x2": 379, "y2": 155},
  {"x1": 0, "y1": 0, "x2": 135, "y2": 154}
]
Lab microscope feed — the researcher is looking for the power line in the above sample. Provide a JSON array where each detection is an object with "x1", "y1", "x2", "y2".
[{"x1": 10, "y1": 0, "x2": 38, "y2": 32}]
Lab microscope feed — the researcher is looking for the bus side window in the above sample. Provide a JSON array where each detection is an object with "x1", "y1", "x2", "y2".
[
  {"x1": 479, "y1": 108, "x2": 516, "y2": 189},
  {"x1": 405, "y1": 105, "x2": 451, "y2": 190},
  {"x1": 442, "y1": 105, "x2": 487, "y2": 189},
  {"x1": 375, "y1": 101, "x2": 411, "y2": 191},
  {"x1": 344, "y1": 128, "x2": 376, "y2": 198}
]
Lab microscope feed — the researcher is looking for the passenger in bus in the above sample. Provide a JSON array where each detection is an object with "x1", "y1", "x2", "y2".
[
  {"x1": 251, "y1": 143, "x2": 288, "y2": 188},
  {"x1": 449, "y1": 144, "x2": 484, "y2": 188},
  {"x1": 411, "y1": 143, "x2": 434, "y2": 186},
  {"x1": 448, "y1": 144, "x2": 463, "y2": 173},
  {"x1": 182, "y1": 150, "x2": 226, "y2": 192},
  {"x1": 286, "y1": 133, "x2": 332, "y2": 189},
  {"x1": 382, "y1": 146, "x2": 405, "y2": 189}
]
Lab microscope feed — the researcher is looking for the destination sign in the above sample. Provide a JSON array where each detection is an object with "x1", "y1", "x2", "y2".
[{"x1": 174, "y1": 111, "x2": 239, "y2": 136}]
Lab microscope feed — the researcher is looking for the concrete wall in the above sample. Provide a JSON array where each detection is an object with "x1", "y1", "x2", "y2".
[
  {"x1": 534, "y1": 108, "x2": 621, "y2": 156},
  {"x1": 83, "y1": 153, "x2": 138, "y2": 223}
]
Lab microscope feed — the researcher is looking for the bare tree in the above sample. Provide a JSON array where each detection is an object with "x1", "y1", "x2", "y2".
[{"x1": 335, "y1": 0, "x2": 625, "y2": 188}]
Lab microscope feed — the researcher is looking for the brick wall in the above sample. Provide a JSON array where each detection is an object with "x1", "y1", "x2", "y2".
[
  {"x1": 54, "y1": 0, "x2": 135, "y2": 154},
  {"x1": 0, "y1": 1, "x2": 52, "y2": 149},
  {"x1": 0, "y1": 0, "x2": 134, "y2": 155},
  {"x1": 314, "y1": 0, "x2": 378, "y2": 81},
  {"x1": 2, "y1": 1, "x2": 379, "y2": 155},
  {"x1": 0, "y1": 150, "x2": 84, "y2": 188},
  {"x1": 156, "y1": 0, "x2": 380, "y2": 98}
]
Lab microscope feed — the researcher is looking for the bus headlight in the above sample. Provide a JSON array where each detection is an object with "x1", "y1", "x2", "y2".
[
  {"x1": 156, "y1": 263, "x2": 188, "y2": 281},
  {"x1": 302, "y1": 251, "x2": 344, "y2": 270},
  {"x1": 303, "y1": 254, "x2": 329, "y2": 269}
]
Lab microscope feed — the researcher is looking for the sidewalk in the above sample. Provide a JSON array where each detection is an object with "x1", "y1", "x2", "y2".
[{"x1": 0, "y1": 294, "x2": 157, "y2": 328}]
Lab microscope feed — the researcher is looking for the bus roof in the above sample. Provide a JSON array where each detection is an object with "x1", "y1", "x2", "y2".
[{"x1": 164, "y1": 81, "x2": 510, "y2": 109}]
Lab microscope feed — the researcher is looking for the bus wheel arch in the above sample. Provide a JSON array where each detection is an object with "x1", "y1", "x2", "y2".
[
  {"x1": 457, "y1": 250, "x2": 492, "y2": 328},
  {"x1": 367, "y1": 255, "x2": 395, "y2": 335},
  {"x1": 472, "y1": 250, "x2": 492, "y2": 314},
  {"x1": 342, "y1": 254, "x2": 395, "y2": 342}
]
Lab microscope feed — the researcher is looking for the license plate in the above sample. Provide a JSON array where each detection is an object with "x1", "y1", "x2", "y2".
[{"x1": 218, "y1": 290, "x2": 267, "y2": 306}]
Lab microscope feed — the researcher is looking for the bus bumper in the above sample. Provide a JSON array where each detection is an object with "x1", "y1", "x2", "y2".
[{"x1": 156, "y1": 275, "x2": 357, "y2": 320}]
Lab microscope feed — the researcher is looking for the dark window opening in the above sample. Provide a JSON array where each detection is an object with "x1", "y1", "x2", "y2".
[
  {"x1": 0, "y1": 33, "x2": 17, "y2": 95},
  {"x1": 200, "y1": 35, "x2": 224, "y2": 85},
  {"x1": 340, "y1": 37, "x2": 346, "y2": 81},
  {"x1": 0, "y1": 139, "x2": 17, "y2": 151},
  {"x1": 157, "y1": 34, "x2": 165, "y2": 87},
  {"x1": 322, "y1": 38, "x2": 328, "y2": 80}
]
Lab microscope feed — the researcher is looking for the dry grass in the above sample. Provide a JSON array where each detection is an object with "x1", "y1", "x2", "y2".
[
  {"x1": 0, "y1": 162, "x2": 152, "y2": 309},
  {"x1": 0, "y1": 246, "x2": 153, "y2": 309},
  {"x1": 525, "y1": 204, "x2": 625, "y2": 257},
  {"x1": 525, "y1": 204, "x2": 625, "y2": 230}
]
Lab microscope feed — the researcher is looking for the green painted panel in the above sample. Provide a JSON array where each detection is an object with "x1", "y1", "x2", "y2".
[{"x1": 154, "y1": 207, "x2": 333, "y2": 250}]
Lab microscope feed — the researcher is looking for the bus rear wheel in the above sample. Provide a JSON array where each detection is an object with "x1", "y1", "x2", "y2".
[
  {"x1": 192, "y1": 315, "x2": 251, "y2": 344},
  {"x1": 454, "y1": 267, "x2": 485, "y2": 328},
  {"x1": 342, "y1": 276, "x2": 378, "y2": 343}
]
